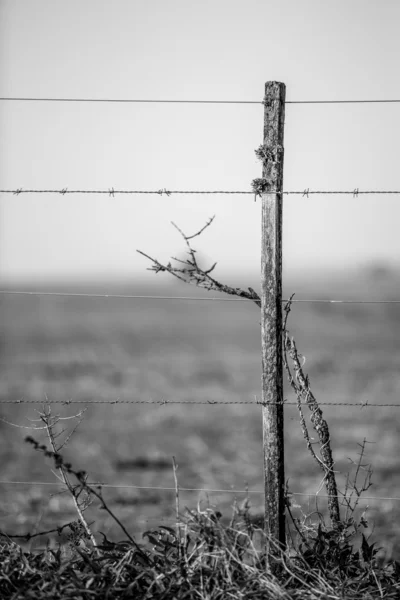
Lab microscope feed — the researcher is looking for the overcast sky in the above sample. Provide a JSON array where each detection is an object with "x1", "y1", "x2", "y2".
[{"x1": 0, "y1": 0, "x2": 399, "y2": 284}]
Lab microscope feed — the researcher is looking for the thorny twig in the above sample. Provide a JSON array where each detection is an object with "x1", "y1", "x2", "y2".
[
  {"x1": 341, "y1": 438, "x2": 374, "y2": 532},
  {"x1": 25, "y1": 435, "x2": 153, "y2": 565},
  {"x1": 0, "y1": 520, "x2": 89, "y2": 543},
  {"x1": 38, "y1": 405, "x2": 98, "y2": 552},
  {"x1": 0, "y1": 404, "x2": 99, "y2": 550},
  {"x1": 282, "y1": 298, "x2": 341, "y2": 527},
  {"x1": 137, "y1": 217, "x2": 261, "y2": 307}
]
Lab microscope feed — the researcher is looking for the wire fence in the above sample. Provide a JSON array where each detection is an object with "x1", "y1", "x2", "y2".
[{"x1": 1, "y1": 90, "x2": 400, "y2": 539}]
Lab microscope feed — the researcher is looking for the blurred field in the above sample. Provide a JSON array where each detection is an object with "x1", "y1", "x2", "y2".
[{"x1": 0, "y1": 267, "x2": 399, "y2": 557}]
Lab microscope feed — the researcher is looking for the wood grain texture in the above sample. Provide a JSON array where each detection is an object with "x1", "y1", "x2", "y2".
[{"x1": 260, "y1": 81, "x2": 286, "y2": 559}]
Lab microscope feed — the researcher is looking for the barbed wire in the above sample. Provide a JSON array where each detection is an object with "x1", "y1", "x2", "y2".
[
  {"x1": 0, "y1": 289, "x2": 400, "y2": 304},
  {"x1": 1, "y1": 188, "x2": 400, "y2": 197},
  {"x1": 0, "y1": 479, "x2": 398, "y2": 502},
  {"x1": 1, "y1": 96, "x2": 400, "y2": 105},
  {"x1": 0, "y1": 189, "x2": 251, "y2": 196},
  {"x1": 0, "y1": 398, "x2": 398, "y2": 407}
]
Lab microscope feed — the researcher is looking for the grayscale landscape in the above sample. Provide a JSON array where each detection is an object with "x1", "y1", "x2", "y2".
[{"x1": 1, "y1": 267, "x2": 399, "y2": 559}]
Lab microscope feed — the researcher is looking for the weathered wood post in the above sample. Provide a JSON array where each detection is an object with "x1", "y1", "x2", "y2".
[{"x1": 260, "y1": 81, "x2": 286, "y2": 566}]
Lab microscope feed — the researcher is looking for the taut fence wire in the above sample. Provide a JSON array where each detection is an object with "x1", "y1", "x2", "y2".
[
  {"x1": 0, "y1": 479, "x2": 398, "y2": 503},
  {"x1": 0, "y1": 399, "x2": 399, "y2": 406},
  {"x1": 1, "y1": 289, "x2": 400, "y2": 303},
  {"x1": 1, "y1": 96, "x2": 400, "y2": 104}
]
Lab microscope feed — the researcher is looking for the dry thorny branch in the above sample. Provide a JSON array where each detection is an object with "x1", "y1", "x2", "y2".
[
  {"x1": 38, "y1": 405, "x2": 98, "y2": 551},
  {"x1": 137, "y1": 216, "x2": 261, "y2": 306},
  {"x1": 341, "y1": 438, "x2": 374, "y2": 531},
  {"x1": 23, "y1": 434, "x2": 152, "y2": 565},
  {"x1": 137, "y1": 217, "x2": 343, "y2": 528},
  {"x1": 1, "y1": 406, "x2": 151, "y2": 563},
  {"x1": 282, "y1": 300, "x2": 341, "y2": 527},
  {"x1": 0, "y1": 405, "x2": 98, "y2": 551}
]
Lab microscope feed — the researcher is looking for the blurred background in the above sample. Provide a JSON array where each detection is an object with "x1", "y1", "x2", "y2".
[{"x1": 0, "y1": 0, "x2": 400, "y2": 558}]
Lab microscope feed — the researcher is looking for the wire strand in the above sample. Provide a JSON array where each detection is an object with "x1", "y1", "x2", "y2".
[
  {"x1": 0, "y1": 398, "x2": 397, "y2": 406},
  {"x1": 1, "y1": 188, "x2": 400, "y2": 196},
  {"x1": 1, "y1": 96, "x2": 400, "y2": 105},
  {"x1": 0, "y1": 189, "x2": 253, "y2": 195},
  {"x1": 0, "y1": 290, "x2": 400, "y2": 304},
  {"x1": 0, "y1": 97, "x2": 262, "y2": 105},
  {"x1": 0, "y1": 479, "x2": 398, "y2": 502}
]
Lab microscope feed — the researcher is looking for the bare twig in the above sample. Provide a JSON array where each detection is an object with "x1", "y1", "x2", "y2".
[
  {"x1": 137, "y1": 218, "x2": 261, "y2": 307},
  {"x1": 25, "y1": 435, "x2": 152, "y2": 565},
  {"x1": 37, "y1": 405, "x2": 98, "y2": 553},
  {"x1": 341, "y1": 438, "x2": 374, "y2": 529},
  {"x1": 172, "y1": 456, "x2": 182, "y2": 561},
  {"x1": 0, "y1": 520, "x2": 86, "y2": 542}
]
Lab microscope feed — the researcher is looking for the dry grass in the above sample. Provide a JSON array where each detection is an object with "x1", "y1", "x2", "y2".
[{"x1": 0, "y1": 431, "x2": 399, "y2": 599}]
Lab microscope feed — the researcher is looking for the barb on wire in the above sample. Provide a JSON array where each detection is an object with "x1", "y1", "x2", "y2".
[{"x1": 2, "y1": 187, "x2": 400, "y2": 196}]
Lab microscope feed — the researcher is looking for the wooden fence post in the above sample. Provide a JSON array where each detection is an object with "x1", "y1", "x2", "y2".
[{"x1": 260, "y1": 81, "x2": 286, "y2": 566}]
